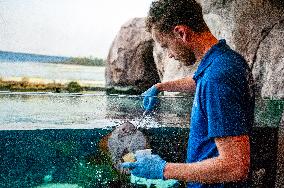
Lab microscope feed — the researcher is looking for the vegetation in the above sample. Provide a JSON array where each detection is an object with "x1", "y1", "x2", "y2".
[
  {"x1": 56, "y1": 57, "x2": 105, "y2": 67},
  {"x1": 0, "y1": 79, "x2": 64, "y2": 92},
  {"x1": 255, "y1": 99, "x2": 284, "y2": 127},
  {"x1": 0, "y1": 80, "x2": 105, "y2": 93},
  {"x1": 67, "y1": 81, "x2": 83, "y2": 93}
]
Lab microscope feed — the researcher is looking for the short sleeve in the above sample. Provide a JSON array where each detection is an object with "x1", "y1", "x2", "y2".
[{"x1": 203, "y1": 81, "x2": 249, "y2": 138}]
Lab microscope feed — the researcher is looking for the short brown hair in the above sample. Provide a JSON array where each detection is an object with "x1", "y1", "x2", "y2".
[{"x1": 146, "y1": 0, "x2": 209, "y2": 33}]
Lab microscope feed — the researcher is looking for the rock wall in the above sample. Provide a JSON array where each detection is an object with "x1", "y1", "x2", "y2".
[
  {"x1": 197, "y1": 0, "x2": 284, "y2": 98},
  {"x1": 253, "y1": 19, "x2": 284, "y2": 98}
]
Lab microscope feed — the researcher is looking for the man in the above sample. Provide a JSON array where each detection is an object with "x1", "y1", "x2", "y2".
[{"x1": 122, "y1": 0, "x2": 255, "y2": 187}]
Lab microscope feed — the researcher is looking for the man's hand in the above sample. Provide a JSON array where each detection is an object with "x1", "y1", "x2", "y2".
[
  {"x1": 142, "y1": 85, "x2": 160, "y2": 112},
  {"x1": 121, "y1": 154, "x2": 167, "y2": 179}
]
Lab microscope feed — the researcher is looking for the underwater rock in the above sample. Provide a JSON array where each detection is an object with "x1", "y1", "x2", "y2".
[{"x1": 107, "y1": 121, "x2": 148, "y2": 170}]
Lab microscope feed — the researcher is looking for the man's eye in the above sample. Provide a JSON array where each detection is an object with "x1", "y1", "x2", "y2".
[{"x1": 161, "y1": 44, "x2": 167, "y2": 49}]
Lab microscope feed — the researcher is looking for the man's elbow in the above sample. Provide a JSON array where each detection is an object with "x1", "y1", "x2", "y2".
[
  {"x1": 230, "y1": 160, "x2": 250, "y2": 182},
  {"x1": 234, "y1": 165, "x2": 249, "y2": 181}
]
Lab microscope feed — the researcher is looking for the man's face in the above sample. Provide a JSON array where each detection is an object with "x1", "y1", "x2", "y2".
[{"x1": 152, "y1": 29, "x2": 196, "y2": 65}]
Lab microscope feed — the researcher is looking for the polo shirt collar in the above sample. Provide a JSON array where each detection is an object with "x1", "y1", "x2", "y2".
[{"x1": 193, "y1": 39, "x2": 227, "y2": 81}]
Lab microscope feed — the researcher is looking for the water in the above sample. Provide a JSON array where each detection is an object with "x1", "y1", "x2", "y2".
[
  {"x1": 0, "y1": 92, "x2": 282, "y2": 130},
  {"x1": 0, "y1": 92, "x2": 192, "y2": 130},
  {"x1": 0, "y1": 93, "x2": 283, "y2": 188},
  {"x1": 0, "y1": 61, "x2": 105, "y2": 86}
]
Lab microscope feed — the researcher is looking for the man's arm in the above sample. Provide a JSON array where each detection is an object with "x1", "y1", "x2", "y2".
[
  {"x1": 164, "y1": 135, "x2": 250, "y2": 183},
  {"x1": 155, "y1": 76, "x2": 196, "y2": 93},
  {"x1": 142, "y1": 76, "x2": 196, "y2": 111}
]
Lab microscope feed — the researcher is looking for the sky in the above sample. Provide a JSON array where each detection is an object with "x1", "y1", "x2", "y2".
[{"x1": 0, "y1": 0, "x2": 153, "y2": 59}]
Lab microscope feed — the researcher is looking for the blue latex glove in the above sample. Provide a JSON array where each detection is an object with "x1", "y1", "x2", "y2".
[
  {"x1": 142, "y1": 85, "x2": 160, "y2": 112},
  {"x1": 121, "y1": 154, "x2": 167, "y2": 179}
]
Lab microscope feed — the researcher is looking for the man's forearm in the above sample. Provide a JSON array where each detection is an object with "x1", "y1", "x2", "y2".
[
  {"x1": 155, "y1": 76, "x2": 196, "y2": 93},
  {"x1": 164, "y1": 157, "x2": 248, "y2": 184},
  {"x1": 164, "y1": 136, "x2": 250, "y2": 184}
]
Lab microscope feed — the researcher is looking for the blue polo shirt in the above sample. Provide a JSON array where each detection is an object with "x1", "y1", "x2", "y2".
[{"x1": 186, "y1": 39, "x2": 255, "y2": 188}]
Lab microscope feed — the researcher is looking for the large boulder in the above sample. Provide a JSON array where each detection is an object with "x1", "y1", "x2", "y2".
[
  {"x1": 197, "y1": 0, "x2": 284, "y2": 98},
  {"x1": 105, "y1": 18, "x2": 160, "y2": 94}
]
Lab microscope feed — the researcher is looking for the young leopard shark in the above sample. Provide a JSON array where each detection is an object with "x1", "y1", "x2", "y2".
[{"x1": 107, "y1": 121, "x2": 148, "y2": 171}]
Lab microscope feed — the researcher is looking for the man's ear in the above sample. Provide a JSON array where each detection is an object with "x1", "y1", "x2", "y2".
[{"x1": 173, "y1": 25, "x2": 188, "y2": 42}]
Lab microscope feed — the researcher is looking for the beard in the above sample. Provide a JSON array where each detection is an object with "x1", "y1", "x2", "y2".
[{"x1": 177, "y1": 48, "x2": 196, "y2": 66}]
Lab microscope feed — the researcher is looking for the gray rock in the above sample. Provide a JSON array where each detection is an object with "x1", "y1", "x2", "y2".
[
  {"x1": 198, "y1": 0, "x2": 284, "y2": 62},
  {"x1": 105, "y1": 18, "x2": 160, "y2": 93},
  {"x1": 253, "y1": 19, "x2": 284, "y2": 98}
]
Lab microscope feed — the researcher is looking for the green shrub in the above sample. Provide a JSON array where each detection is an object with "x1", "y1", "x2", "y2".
[
  {"x1": 67, "y1": 81, "x2": 83, "y2": 93},
  {"x1": 59, "y1": 57, "x2": 105, "y2": 66}
]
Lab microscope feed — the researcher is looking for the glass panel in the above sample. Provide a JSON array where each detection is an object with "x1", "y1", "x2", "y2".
[{"x1": 0, "y1": 93, "x2": 283, "y2": 187}]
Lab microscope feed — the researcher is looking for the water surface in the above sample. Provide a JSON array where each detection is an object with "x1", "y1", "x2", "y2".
[
  {"x1": 0, "y1": 92, "x2": 192, "y2": 130},
  {"x1": 0, "y1": 61, "x2": 105, "y2": 86}
]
